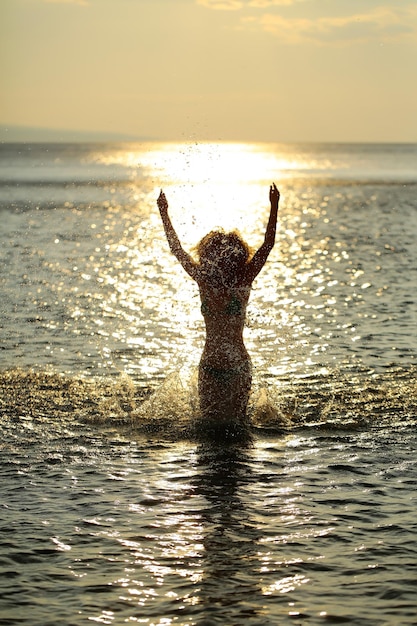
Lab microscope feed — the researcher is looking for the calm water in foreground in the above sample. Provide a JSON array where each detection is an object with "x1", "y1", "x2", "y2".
[{"x1": 0, "y1": 142, "x2": 416, "y2": 624}]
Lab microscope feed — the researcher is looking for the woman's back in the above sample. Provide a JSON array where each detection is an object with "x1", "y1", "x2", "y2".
[{"x1": 199, "y1": 281, "x2": 250, "y2": 338}]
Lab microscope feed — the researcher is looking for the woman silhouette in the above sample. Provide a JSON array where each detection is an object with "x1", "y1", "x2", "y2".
[{"x1": 157, "y1": 183, "x2": 279, "y2": 438}]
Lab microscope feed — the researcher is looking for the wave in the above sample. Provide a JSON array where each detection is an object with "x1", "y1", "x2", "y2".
[
  {"x1": 1, "y1": 177, "x2": 416, "y2": 190},
  {"x1": 1, "y1": 366, "x2": 416, "y2": 440},
  {"x1": 0, "y1": 179, "x2": 137, "y2": 188},
  {"x1": 0, "y1": 177, "x2": 141, "y2": 212}
]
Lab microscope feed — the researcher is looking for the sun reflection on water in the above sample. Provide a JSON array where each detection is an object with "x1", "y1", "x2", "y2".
[
  {"x1": 91, "y1": 141, "x2": 306, "y2": 185},
  {"x1": 88, "y1": 142, "x2": 315, "y2": 248},
  {"x1": 49, "y1": 141, "x2": 400, "y2": 386}
]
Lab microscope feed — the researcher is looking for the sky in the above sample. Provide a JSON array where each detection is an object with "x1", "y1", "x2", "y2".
[{"x1": 1, "y1": 0, "x2": 417, "y2": 142}]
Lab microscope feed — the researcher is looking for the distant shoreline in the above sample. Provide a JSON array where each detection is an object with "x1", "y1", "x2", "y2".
[{"x1": 1, "y1": 126, "x2": 416, "y2": 146}]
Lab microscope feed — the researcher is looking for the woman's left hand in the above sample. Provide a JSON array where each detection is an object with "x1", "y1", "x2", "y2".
[{"x1": 157, "y1": 190, "x2": 168, "y2": 212}]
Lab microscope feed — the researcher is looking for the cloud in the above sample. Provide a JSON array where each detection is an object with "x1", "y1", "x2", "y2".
[
  {"x1": 197, "y1": 0, "x2": 308, "y2": 8},
  {"x1": 197, "y1": 0, "x2": 243, "y2": 9},
  {"x1": 197, "y1": 1, "x2": 417, "y2": 44},
  {"x1": 244, "y1": 6, "x2": 417, "y2": 44},
  {"x1": 248, "y1": 0, "x2": 308, "y2": 5},
  {"x1": 43, "y1": 0, "x2": 89, "y2": 5}
]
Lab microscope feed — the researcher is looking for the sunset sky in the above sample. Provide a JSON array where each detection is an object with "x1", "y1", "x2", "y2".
[{"x1": 1, "y1": 0, "x2": 417, "y2": 142}]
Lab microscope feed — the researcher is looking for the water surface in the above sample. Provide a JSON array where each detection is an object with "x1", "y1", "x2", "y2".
[{"x1": 0, "y1": 142, "x2": 416, "y2": 624}]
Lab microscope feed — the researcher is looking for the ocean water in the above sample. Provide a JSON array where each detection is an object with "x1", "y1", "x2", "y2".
[{"x1": 0, "y1": 141, "x2": 416, "y2": 625}]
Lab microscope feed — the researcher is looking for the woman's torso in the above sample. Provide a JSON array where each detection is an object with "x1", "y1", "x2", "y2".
[{"x1": 198, "y1": 281, "x2": 251, "y2": 367}]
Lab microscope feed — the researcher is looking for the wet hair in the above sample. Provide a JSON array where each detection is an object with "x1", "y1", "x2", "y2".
[{"x1": 196, "y1": 230, "x2": 251, "y2": 286}]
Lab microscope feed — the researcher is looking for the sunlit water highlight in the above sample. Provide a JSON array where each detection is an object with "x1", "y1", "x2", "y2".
[{"x1": 0, "y1": 142, "x2": 416, "y2": 624}]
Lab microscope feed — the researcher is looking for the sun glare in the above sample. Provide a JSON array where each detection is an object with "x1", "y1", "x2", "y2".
[
  {"x1": 136, "y1": 142, "x2": 301, "y2": 245},
  {"x1": 88, "y1": 142, "x2": 291, "y2": 236},
  {"x1": 139, "y1": 142, "x2": 311, "y2": 194},
  {"x1": 140, "y1": 142, "x2": 283, "y2": 184}
]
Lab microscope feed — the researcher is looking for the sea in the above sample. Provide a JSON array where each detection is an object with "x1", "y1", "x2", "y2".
[{"x1": 0, "y1": 141, "x2": 416, "y2": 625}]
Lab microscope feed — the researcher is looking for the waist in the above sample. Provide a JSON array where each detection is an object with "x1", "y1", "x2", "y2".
[
  {"x1": 203, "y1": 318, "x2": 246, "y2": 340},
  {"x1": 201, "y1": 342, "x2": 250, "y2": 367}
]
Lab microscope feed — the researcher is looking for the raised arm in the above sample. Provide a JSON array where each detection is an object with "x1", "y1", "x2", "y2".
[
  {"x1": 244, "y1": 183, "x2": 280, "y2": 283},
  {"x1": 157, "y1": 190, "x2": 198, "y2": 279}
]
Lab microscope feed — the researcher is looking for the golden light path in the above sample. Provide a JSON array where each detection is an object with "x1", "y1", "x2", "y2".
[
  {"x1": 92, "y1": 141, "x2": 310, "y2": 245},
  {"x1": 87, "y1": 437, "x2": 331, "y2": 623},
  {"x1": 83, "y1": 142, "x2": 340, "y2": 382}
]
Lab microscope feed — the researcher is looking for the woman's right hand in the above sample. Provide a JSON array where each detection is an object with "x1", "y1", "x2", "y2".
[{"x1": 269, "y1": 183, "x2": 280, "y2": 206}]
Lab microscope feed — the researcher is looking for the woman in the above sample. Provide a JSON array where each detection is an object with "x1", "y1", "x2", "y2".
[{"x1": 157, "y1": 183, "x2": 280, "y2": 438}]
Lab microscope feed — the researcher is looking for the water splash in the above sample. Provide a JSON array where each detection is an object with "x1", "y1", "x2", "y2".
[{"x1": 1, "y1": 366, "x2": 416, "y2": 440}]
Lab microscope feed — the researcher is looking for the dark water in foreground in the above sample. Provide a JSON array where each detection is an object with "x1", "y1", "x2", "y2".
[
  {"x1": 0, "y1": 142, "x2": 416, "y2": 624},
  {"x1": 1, "y1": 411, "x2": 416, "y2": 625}
]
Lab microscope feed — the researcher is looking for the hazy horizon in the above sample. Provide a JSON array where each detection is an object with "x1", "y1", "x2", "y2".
[
  {"x1": 2, "y1": 124, "x2": 417, "y2": 145},
  {"x1": 0, "y1": 124, "x2": 148, "y2": 143}
]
